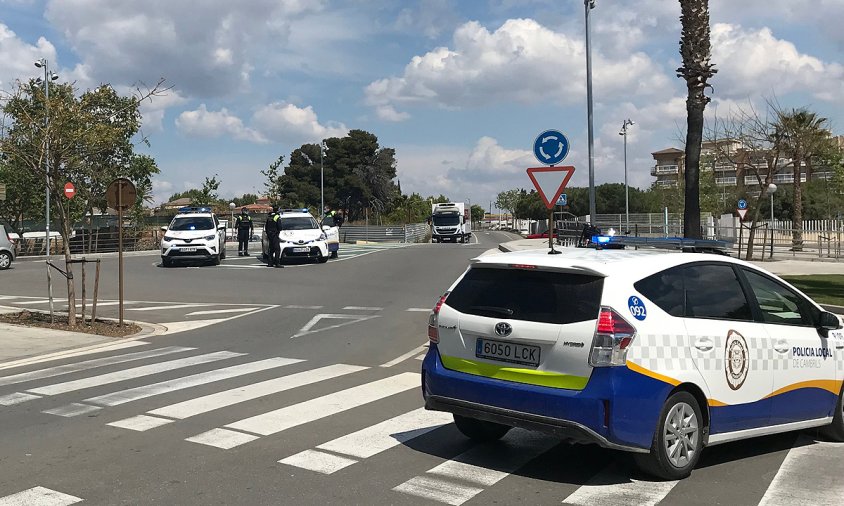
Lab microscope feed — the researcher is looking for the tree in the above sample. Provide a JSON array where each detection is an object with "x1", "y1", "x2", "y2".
[
  {"x1": 0, "y1": 154, "x2": 44, "y2": 233},
  {"x1": 514, "y1": 190, "x2": 548, "y2": 221},
  {"x1": 0, "y1": 78, "x2": 168, "y2": 325},
  {"x1": 495, "y1": 189, "x2": 520, "y2": 228},
  {"x1": 677, "y1": 0, "x2": 717, "y2": 239},
  {"x1": 261, "y1": 155, "x2": 285, "y2": 207},
  {"x1": 470, "y1": 204, "x2": 485, "y2": 225},
  {"x1": 194, "y1": 175, "x2": 221, "y2": 206},
  {"x1": 232, "y1": 193, "x2": 259, "y2": 207},
  {"x1": 774, "y1": 108, "x2": 831, "y2": 250}
]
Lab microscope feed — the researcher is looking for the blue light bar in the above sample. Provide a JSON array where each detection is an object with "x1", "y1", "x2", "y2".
[
  {"x1": 593, "y1": 235, "x2": 611, "y2": 244},
  {"x1": 177, "y1": 206, "x2": 211, "y2": 214}
]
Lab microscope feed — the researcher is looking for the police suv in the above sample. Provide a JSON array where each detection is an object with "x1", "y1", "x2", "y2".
[
  {"x1": 160, "y1": 207, "x2": 227, "y2": 267},
  {"x1": 422, "y1": 248, "x2": 844, "y2": 479},
  {"x1": 261, "y1": 209, "x2": 339, "y2": 264}
]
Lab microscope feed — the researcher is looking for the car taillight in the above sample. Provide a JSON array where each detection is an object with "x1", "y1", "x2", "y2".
[
  {"x1": 427, "y1": 292, "x2": 450, "y2": 344},
  {"x1": 589, "y1": 306, "x2": 636, "y2": 367}
]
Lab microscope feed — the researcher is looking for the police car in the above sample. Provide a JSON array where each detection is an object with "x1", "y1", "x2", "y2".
[
  {"x1": 422, "y1": 247, "x2": 844, "y2": 480},
  {"x1": 261, "y1": 209, "x2": 339, "y2": 264},
  {"x1": 160, "y1": 207, "x2": 227, "y2": 267}
]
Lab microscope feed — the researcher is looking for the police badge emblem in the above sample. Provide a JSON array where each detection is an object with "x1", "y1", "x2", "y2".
[{"x1": 725, "y1": 330, "x2": 749, "y2": 390}]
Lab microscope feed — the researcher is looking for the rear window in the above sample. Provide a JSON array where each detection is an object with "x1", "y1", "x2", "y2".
[{"x1": 445, "y1": 267, "x2": 604, "y2": 324}]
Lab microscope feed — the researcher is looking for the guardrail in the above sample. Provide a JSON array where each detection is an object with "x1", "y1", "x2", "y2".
[
  {"x1": 16, "y1": 228, "x2": 161, "y2": 256},
  {"x1": 338, "y1": 223, "x2": 430, "y2": 244}
]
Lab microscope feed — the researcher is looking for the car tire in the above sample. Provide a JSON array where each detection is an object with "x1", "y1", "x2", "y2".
[
  {"x1": 0, "y1": 251, "x2": 12, "y2": 270},
  {"x1": 453, "y1": 414, "x2": 511, "y2": 442},
  {"x1": 821, "y1": 385, "x2": 844, "y2": 442},
  {"x1": 317, "y1": 253, "x2": 328, "y2": 263},
  {"x1": 212, "y1": 253, "x2": 221, "y2": 266},
  {"x1": 634, "y1": 391, "x2": 703, "y2": 480},
  {"x1": 161, "y1": 257, "x2": 172, "y2": 268}
]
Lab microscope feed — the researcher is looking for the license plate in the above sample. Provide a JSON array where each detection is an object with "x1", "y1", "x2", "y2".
[
  {"x1": 292, "y1": 247, "x2": 309, "y2": 253},
  {"x1": 179, "y1": 247, "x2": 197, "y2": 253},
  {"x1": 475, "y1": 338, "x2": 540, "y2": 367}
]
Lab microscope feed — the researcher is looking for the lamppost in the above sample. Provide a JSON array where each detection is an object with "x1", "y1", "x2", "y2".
[
  {"x1": 767, "y1": 183, "x2": 777, "y2": 259},
  {"x1": 319, "y1": 141, "x2": 326, "y2": 219},
  {"x1": 585, "y1": 0, "x2": 597, "y2": 220},
  {"x1": 619, "y1": 119, "x2": 635, "y2": 234},
  {"x1": 34, "y1": 58, "x2": 59, "y2": 256}
]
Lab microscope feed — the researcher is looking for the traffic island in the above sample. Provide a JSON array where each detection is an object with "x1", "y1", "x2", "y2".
[{"x1": 0, "y1": 310, "x2": 141, "y2": 338}]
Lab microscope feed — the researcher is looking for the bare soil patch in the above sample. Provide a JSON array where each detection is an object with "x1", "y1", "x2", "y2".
[{"x1": 0, "y1": 310, "x2": 141, "y2": 337}]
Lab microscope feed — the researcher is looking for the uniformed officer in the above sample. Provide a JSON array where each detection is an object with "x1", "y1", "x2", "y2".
[
  {"x1": 235, "y1": 208, "x2": 254, "y2": 256},
  {"x1": 265, "y1": 206, "x2": 282, "y2": 268}
]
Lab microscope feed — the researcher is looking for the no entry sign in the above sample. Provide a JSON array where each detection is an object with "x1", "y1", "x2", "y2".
[{"x1": 64, "y1": 182, "x2": 76, "y2": 199}]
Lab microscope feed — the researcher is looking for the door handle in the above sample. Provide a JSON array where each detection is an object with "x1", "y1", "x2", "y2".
[
  {"x1": 694, "y1": 338, "x2": 713, "y2": 352},
  {"x1": 774, "y1": 339, "x2": 790, "y2": 354}
]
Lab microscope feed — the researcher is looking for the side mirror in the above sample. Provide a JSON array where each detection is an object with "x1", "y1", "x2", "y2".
[
  {"x1": 160, "y1": 226, "x2": 168, "y2": 232},
  {"x1": 818, "y1": 311, "x2": 842, "y2": 337}
]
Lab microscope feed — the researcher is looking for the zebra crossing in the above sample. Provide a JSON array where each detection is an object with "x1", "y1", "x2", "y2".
[{"x1": 1, "y1": 343, "x2": 843, "y2": 505}]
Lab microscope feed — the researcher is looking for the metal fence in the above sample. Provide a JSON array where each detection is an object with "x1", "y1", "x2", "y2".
[
  {"x1": 16, "y1": 228, "x2": 162, "y2": 256},
  {"x1": 338, "y1": 223, "x2": 430, "y2": 244}
]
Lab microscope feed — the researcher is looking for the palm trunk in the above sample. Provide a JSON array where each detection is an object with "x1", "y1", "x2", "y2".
[
  {"x1": 683, "y1": 95, "x2": 704, "y2": 239},
  {"x1": 792, "y1": 154, "x2": 803, "y2": 250}
]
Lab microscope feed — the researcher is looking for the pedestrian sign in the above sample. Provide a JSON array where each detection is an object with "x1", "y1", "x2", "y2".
[
  {"x1": 527, "y1": 166, "x2": 576, "y2": 209},
  {"x1": 556, "y1": 193, "x2": 567, "y2": 206},
  {"x1": 533, "y1": 130, "x2": 570, "y2": 166}
]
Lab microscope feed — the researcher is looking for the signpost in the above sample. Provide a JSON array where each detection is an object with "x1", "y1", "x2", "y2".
[
  {"x1": 106, "y1": 178, "x2": 137, "y2": 326},
  {"x1": 64, "y1": 182, "x2": 76, "y2": 199},
  {"x1": 527, "y1": 166, "x2": 576, "y2": 255}
]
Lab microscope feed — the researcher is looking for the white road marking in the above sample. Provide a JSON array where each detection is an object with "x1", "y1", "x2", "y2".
[
  {"x1": 394, "y1": 430, "x2": 557, "y2": 505},
  {"x1": 342, "y1": 306, "x2": 383, "y2": 311},
  {"x1": 107, "y1": 414, "x2": 174, "y2": 432},
  {"x1": 43, "y1": 403, "x2": 101, "y2": 417},
  {"x1": 26, "y1": 351, "x2": 244, "y2": 396},
  {"x1": 379, "y1": 344, "x2": 428, "y2": 368},
  {"x1": 0, "y1": 346, "x2": 193, "y2": 387},
  {"x1": 75, "y1": 357, "x2": 302, "y2": 408},
  {"x1": 415, "y1": 354, "x2": 426, "y2": 360},
  {"x1": 0, "y1": 340, "x2": 149, "y2": 373},
  {"x1": 562, "y1": 463, "x2": 678, "y2": 505},
  {"x1": 185, "y1": 428, "x2": 259, "y2": 449},
  {"x1": 0, "y1": 486, "x2": 82, "y2": 506},
  {"x1": 127, "y1": 304, "x2": 209, "y2": 312},
  {"x1": 143, "y1": 364, "x2": 367, "y2": 422},
  {"x1": 184, "y1": 307, "x2": 260, "y2": 316},
  {"x1": 0, "y1": 392, "x2": 42, "y2": 406},
  {"x1": 15, "y1": 299, "x2": 67, "y2": 305},
  {"x1": 159, "y1": 319, "x2": 227, "y2": 335},
  {"x1": 406, "y1": 308, "x2": 432, "y2": 312},
  {"x1": 280, "y1": 407, "x2": 452, "y2": 474},
  {"x1": 280, "y1": 450, "x2": 359, "y2": 474},
  {"x1": 758, "y1": 437, "x2": 844, "y2": 506},
  {"x1": 188, "y1": 373, "x2": 419, "y2": 449},
  {"x1": 284, "y1": 305, "x2": 324, "y2": 309},
  {"x1": 292, "y1": 313, "x2": 380, "y2": 338}
]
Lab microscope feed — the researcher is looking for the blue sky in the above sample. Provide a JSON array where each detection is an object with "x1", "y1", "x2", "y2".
[{"x1": 2, "y1": 0, "x2": 844, "y2": 209}]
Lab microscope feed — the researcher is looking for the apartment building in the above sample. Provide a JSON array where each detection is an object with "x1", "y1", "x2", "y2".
[{"x1": 651, "y1": 137, "x2": 841, "y2": 194}]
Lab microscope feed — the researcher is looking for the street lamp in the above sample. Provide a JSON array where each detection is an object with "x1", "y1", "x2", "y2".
[
  {"x1": 319, "y1": 141, "x2": 327, "y2": 219},
  {"x1": 767, "y1": 183, "x2": 777, "y2": 259},
  {"x1": 34, "y1": 58, "x2": 59, "y2": 257},
  {"x1": 619, "y1": 119, "x2": 635, "y2": 234},
  {"x1": 585, "y1": 0, "x2": 597, "y2": 220}
]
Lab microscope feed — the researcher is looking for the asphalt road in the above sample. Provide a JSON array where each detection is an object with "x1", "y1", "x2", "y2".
[{"x1": 0, "y1": 231, "x2": 841, "y2": 505}]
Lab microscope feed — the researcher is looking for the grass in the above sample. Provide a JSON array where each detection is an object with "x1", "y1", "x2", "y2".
[{"x1": 781, "y1": 275, "x2": 844, "y2": 307}]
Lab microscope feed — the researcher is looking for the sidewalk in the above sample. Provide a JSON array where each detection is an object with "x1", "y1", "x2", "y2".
[{"x1": 0, "y1": 306, "x2": 163, "y2": 368}]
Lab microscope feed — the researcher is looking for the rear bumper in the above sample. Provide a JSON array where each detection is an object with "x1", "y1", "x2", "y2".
[{"x1": 422, "y1": 346, "x2": 671, "y2": 451}]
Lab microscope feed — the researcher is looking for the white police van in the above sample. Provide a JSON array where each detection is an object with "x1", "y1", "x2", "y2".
[
  {"x1": 422, "y1": 248, "x2": 844, "y2": 479},
  {"x1": 261, "y1": 209, "x2": 339, "y2": 264},
  {"x1": 160, "y1": 207, "x2": 227, "y2": 267}
]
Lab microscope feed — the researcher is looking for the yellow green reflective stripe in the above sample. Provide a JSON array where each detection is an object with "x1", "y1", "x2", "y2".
[{"x1": 440, "y1": 354, "x2": 589, "y2": 390}]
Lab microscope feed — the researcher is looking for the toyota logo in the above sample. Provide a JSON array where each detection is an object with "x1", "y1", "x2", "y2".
[{"x1": 494, "y1": 322, "x2": 512, "y2": 337}]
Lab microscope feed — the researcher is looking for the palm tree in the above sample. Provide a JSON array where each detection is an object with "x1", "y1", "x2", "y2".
[
  {"x1": 775, "y1": 108, "x2": 829, "y2": 250},
  {"x1": 677, "y1": 0, "x2": 717, "y2": 239}
]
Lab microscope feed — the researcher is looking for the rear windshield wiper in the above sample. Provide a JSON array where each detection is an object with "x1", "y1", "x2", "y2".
[{"x1": 470, "y1": 306, "x2": 514, "y2": 316}]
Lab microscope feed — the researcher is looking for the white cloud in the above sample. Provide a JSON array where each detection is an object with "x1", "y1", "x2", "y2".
[
  {"x1": 138, "y1": 91, "x2": 188, "y2": 133},
  {"x1": 175, "y1": 104, "x2": 265, "y2": 143},
  {"x1": 365, "y1": 18, "x2": 671, "y2": 118},
  {"x1": 711, "y1": 23, "x2": 844, "y2": 102},
  {"x1": 0, "y1": 23, "x2": 57, "y2": 89},
  {"x1": 251, "y1": 102, "x2": 348, "y2": 144},
  {"x1": 375, "y1": 105, "x2": 410, "y2": 122}
]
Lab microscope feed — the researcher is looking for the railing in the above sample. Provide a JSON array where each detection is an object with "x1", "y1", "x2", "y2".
[
  {"x1": 16, "y1": 228, "x2": 161, "y2": 256},
  {"x1": 654, "y1": 180, "x2": 678, "y2": 188},
  {"x1": 652, "y1": 165, "x2": 679, "y2": 175},
  {"x1": 338, "y1": 223, "x2": 430, "y2": 244},
  {"x1": 716, "y1": 177, "x2": 737, "y2": 186}
]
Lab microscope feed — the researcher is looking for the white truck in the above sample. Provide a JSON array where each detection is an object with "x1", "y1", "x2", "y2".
[{"x1": 431, "y1": 202, "x2": 471, "y2": 243}]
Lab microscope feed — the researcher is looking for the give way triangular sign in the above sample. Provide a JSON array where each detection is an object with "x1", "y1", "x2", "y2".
[{"x1": 526, "y1": 166, "x2": 576, "y2": 209}]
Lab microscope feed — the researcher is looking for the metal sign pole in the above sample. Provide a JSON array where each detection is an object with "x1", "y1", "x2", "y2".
[{"x1": 118, "y1": 180, "x2": 124, "y2": 326}]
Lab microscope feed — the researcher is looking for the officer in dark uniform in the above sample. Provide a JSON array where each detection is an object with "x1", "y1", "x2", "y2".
[
  {"x1": 265, "y1": 206, "x2": 282, "y2": 267},
  {"x1": 235, "y1": 208, "x2": 254, "y2": 256}
]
